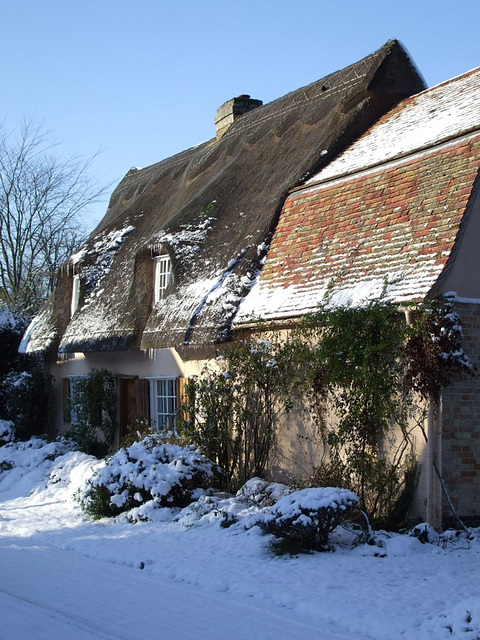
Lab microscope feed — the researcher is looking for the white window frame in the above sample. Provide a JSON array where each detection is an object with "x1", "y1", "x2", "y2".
[
  {"x1": 148, "y1": 377, "x2": 177, "y2": 430},
  {"x1": 71, "y1": 274, "x2": 81, "y2": 316},
  {"x1": 67, "y1": 374, "x2": 88, "y2": 424},
  {"x1": 154, "y1": 253, "x2": 172, "y2": 303}
]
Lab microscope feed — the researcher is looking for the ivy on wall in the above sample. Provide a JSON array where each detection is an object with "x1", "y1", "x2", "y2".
[{"x1": 68, "y1": 368, "x2": 117, "y2": 457}]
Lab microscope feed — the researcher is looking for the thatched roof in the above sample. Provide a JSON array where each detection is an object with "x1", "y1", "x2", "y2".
[
  {"x1": 25, "y1": 39, "x2": 425, "y2": 354},
  {"x1": 235, "y1": 67, "x2": 480, "y2": 324}
]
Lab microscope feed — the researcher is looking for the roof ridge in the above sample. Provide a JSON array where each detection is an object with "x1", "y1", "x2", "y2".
[{"x1": 215, "y1": 39, "x2": 407, "y2": 141}]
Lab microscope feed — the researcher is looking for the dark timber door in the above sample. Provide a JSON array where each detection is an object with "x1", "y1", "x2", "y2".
[
  {"x1": 119, "y1": 378, "x2": 136, "y2": 443},
  {"x1": 119, "y1": 377, "x2": 151, "y2": 443}
]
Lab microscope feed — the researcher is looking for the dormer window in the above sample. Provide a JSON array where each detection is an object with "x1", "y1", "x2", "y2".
[
  {"x1": 154, "y1": 252, "x2": 172, "y2": 303},
  {"x1": 71, "y1": 274, "x2": 80, "y2": 316}
]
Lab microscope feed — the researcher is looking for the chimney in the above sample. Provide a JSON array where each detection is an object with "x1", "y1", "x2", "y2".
[{"x1": 214, "y1": 94, "x2": 263, "y2": 138}]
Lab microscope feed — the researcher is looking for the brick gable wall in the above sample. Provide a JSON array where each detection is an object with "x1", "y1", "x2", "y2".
[{"x1": 442, "y1": 302, "x2": 480, "y2": 523}]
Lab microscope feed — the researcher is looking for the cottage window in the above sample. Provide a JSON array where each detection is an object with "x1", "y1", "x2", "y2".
[
  {"x1": 63, "y1": 375, "x2": 87, "y2": 424},
  {"x1": 148, "y1": 378, "x2": 177, "y2": 430},
  {"x1": 153, "y1": 253, "x2": 172, "y2": 303},
  {"x1": 71, "y1": 274, "x2": 81, "y2": 316}
]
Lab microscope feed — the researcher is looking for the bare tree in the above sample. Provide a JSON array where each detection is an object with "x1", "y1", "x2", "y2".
[{"x1": 0, "y1": 118, "x2": 106, "y2": 315}]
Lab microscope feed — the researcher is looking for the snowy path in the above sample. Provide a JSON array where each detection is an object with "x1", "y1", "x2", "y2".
[
  {"x1": 1, "y1": 446, "x2": 480, "y2": 640},
  {"x1": 0, "y1": 536, "x2": 364, "y2": 640}
]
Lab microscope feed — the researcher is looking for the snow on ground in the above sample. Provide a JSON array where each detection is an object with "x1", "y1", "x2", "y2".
[{"x1": 1, "y1": 441, "x2": 480, "y2": 640}]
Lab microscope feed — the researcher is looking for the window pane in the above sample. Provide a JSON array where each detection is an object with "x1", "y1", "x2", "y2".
[
  {"x1": 154, "y1": 255, "x2": 171, "y2": 303},
  {"x1": 151, "y1": 378, "x2": 177, "y2": 429}
]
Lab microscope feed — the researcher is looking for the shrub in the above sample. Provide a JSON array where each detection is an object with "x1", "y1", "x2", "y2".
[
  {"x1": 67, "y1": 368, "x2": 117, "y2": 456},
  {"x1": 0, "y1": 310, "x2": 29, "y2": 381},
  {"x1": 0, "y1": 436, "x2": 76, "y2": 483},
  {"x1": 0, "y1": 363, "x2": 53, "y2": 440},
  {"x1": 261, "y1": 487, "x2": 358, "y2": 552},
  {"x1": 77, "y1": 435, "x2": 221, "y2": 519},
  {"x1": 0, "y1": 310, "x2": 53, "y2": 441},
  {"x1": 179, "y1": 336, "x2": 295, "y2": 492},
  {"x1": 236, "y1": 477, "x2": 292, "y2": 508},
  {"x1": 0, "y1": 419, "x2": 15, "y2": 445}
]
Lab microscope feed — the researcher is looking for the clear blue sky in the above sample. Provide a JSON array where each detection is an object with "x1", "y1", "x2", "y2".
[{"x1": 2, "y1": 0, "x2": 479, "y2": 229}]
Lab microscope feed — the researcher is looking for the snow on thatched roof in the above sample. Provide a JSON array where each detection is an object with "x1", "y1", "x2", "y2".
[{"x1": 25, "y1": 40, "x2": 425, "y2": 354}]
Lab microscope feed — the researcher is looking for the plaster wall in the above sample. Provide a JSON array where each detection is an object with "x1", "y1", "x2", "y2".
[
  {"x1": 49, "y1": 348, "x2": 208, "y2": 435},
  {"x1": 437, "y1": 174, "x2": 480, "y2": 299}
]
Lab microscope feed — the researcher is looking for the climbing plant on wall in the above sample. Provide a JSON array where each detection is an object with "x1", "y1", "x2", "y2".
[
  {"x1": 291, "y1": 293, "x2": 475, "y2": 527},
  {"x1": 68, "y1": 368, "x2": 117, "y2": 457},
  {"x1": 179, "y1": 335, "x2": 295, "y2": 492},
  {"x1": 179, "y1": 293, "x2": 475, "y2": 527}
]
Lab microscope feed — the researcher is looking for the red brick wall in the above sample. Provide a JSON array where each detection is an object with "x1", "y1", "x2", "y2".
[{"x1": 441, "y1": 302, "x2": 480, "y2": 521}]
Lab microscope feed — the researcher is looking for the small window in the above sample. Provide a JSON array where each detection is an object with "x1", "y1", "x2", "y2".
[
  {"x1": 63, "y1": 375, "x2": 87, "y2": 424},
  {"x1": 71, "y1": 274, "x2": 81, "y2": 316},
  {"x1": 149, "y1": 378, "x2": 177, "y2": 430},
  {"x1": 154, "y1": 253, "x2": 172, "y2": 303}
]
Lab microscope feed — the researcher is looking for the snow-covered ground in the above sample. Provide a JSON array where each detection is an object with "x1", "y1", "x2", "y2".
[{"x1": 1, "y1": 440, "x2": 480, "y2": 640}]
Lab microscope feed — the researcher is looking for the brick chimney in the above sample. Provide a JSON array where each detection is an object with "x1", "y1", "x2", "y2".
[{"x1": 214, "y1": 94, "x2": 263, "y2": 138}]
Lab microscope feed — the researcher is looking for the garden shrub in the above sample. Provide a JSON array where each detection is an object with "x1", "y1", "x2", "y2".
[
  {"x1": 0, "y1": 310, "x2": 29, "y2": 381},
  {"x1": 67, "y1": 368, "x2": 117, "y2": 456},
  {"x1": 0, "y1": 310, "x2": 54, "y2": 441},
  {"x1": 0, "y1": 362, "x2": 53, "y2": 440},
  {"x1": 179, "y1": 336, "x2": 295, "y2": 492},
  {"x1": 0, "y1": 419, "x2": 14, "y2": 445},
  {"x1": 261, "y1": 486, "x2": 358, "y2": 552},
  {"x1": 77, "y1": 434, "x2": 221, "y2": 519},
  {"x1": 292, "y1": 299, "x2": 413, "y2": 522},
  {"x1": 0, "y1": 436, "x2": 76, "y2": 483},
  {"x1": 236, "y1": 477, "x2": 292, "y2": 508}
]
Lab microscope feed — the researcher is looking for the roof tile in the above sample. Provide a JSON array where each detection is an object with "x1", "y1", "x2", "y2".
[{"x1": 236, "y1": 133, "x2": 480, "y2": 323}]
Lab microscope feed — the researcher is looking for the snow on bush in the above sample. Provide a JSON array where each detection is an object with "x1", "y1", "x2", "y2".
[
  {"x1": 0, "y1": 437, "x2": 77, "y2": 498},
  {"x1": 77, "y1": 435, "x2": 221, "y2": 520},
  {"x1": 409, "y1": 522, "x2": 440, "y2": 545},
  {"x1": 261, "y1": 487, "x2": 359, "y2": 552},
  {"x1": 167, "y1": 479, "x2": 293, "y2": 531},
  {"x1": 0, "y1": 419, "x2": 15, "y2": 444},
  {"x1": 236, "y1": 477, "x2": 293, "y2": 507}
]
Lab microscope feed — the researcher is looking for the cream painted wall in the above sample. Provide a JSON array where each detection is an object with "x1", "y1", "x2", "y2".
[
  {"x1": 436, "y1": 181, "x2": 480, "y2": 299},
  {"x1": 50, "y1": 348, "x2": 208, "y2": 434}
]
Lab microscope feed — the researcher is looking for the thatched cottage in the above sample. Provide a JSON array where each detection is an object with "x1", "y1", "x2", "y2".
[{"x1": 22, "y1": 40, "x2": 480, "y2": 525}]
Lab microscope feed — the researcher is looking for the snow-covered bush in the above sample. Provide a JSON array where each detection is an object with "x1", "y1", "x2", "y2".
[
  {"x1": 0, "y1": 310, "x2": 29, "y2": 381},
  {"x1": 0, "y1": 436, "x2": 77, "y2": 486},
  {"x1": 0, "y1": 365, "x2": 53, "y2": 440},
  {"x1": 236, "y1": 477, "x2": 293, "y2": 507},
  {"x1": 409, "y1": 522, "x2": 440, "y2": 545},
  {"x1": 0, "y1": 419, "x2": 15, "y2": 445},
  {"x1": 261, "y1": 487, "x2": 359, "y2": 552},
  {"x1": 77, "y1": 435, "x2": 221, "y2": 519}
]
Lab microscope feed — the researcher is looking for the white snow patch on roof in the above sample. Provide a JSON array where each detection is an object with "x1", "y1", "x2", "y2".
[
  {"x1": 82, "y1": 225, "x2": 135, "y2": 300},
  {"x1": 308, "y1": 67, "x2": 480, "y2": 185},
  {"x1": 70, "y1": 246, "x2": 88, "y2": 265},
  {"x1": 18, "y1": 316, "x2": 39, "y2": 354},
  {"x1": 235, "y1": 265, "x2": 441, "y2": 324},
  {"x1": 152, "y1": 217, "x2": 215, "y2": 260}
]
